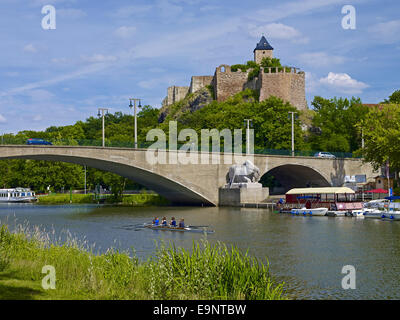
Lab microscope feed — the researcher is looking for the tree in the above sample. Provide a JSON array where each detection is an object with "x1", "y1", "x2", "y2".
[
  {"x1": 308, "y1": 96, "x2": 368, "y2": 153},
  {"x1": 177, "y1": 90, "x2": 305, "y2": 151},
  {"x1": 383, "y1": 90, "x2": 400, "y2": 104},
  {"x1": 359, "y1": 104, "x2": 400, "y2": 170}
]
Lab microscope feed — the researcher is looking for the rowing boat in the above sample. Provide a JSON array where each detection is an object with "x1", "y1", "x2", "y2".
[{"x1": 143, "y1": 223, "x2": 215, "y2": 234}]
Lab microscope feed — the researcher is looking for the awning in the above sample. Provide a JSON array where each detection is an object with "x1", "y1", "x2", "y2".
[
  {"x1": 385, "y1": 196, "x2": 400, "y2": 201},
  {"x1": 296, "y1": 195, "x2": 320, "y2": 199},
  {"x1": 366, "y1": 189, "x2": 388, "y2": 194},
  {"x1": 286, "y1": 187, "x2": 355, "y2": 195}
]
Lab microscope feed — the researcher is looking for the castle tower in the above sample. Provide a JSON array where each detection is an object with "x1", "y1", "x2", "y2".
[{"x1": 254, "y1": 35, "x2": 273, "y2": 64}]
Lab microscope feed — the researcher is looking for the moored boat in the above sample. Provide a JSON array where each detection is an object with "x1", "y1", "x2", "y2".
[
  {"x1": 290, "y1": 207, "x2": 328, "y2": 216},
  {"x1": 280, "y1": 187, "x2": 361, "y2": 217},
  {"x1": 0, "y1": 188, "x2": 37, "y2": 203}
]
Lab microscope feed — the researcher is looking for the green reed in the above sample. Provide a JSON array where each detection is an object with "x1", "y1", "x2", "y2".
[{"x1": 0, "y1": 224, "x2": 285, "y2": 300}]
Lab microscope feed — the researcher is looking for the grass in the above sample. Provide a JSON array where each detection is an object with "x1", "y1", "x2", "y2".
[
  {"x1": 0, "y1": 224, "x2": 286, "y2": 300},
  {"x1": 37, "y1": 193, "x2": 170, "y2": 206}
]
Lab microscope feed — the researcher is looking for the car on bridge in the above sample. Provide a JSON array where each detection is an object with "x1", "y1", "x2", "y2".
[
  {"x1": 26, "y1": 138, "x2": 53, "y2": 145},
  {"x1": 314, "y1": 151, "x2": 336, "y2": 159}
]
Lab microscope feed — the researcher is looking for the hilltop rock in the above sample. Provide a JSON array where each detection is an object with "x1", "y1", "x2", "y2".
[{"x1": 158, "y1": 87, "x2": 213, "y2": 123}]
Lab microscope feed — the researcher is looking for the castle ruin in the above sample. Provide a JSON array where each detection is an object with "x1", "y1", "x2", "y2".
[{"x1": 162, "y1": 36, "x2": 307, "y2": 111}]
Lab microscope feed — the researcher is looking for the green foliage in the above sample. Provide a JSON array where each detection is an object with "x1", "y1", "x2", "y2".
[
  {"x1": 231, "y1": 60, "x2": 258, "y2": 73},
  {"x1": 205, "y1": 84, "x2": 215, "y2": 100},
  {"x1": 0, "y1": 224, "x2": 286, "y2": 300},
  {"x1": 0, "y1": 160, "x2": 84, "y2": 192},
  {"x1": 383, "y1": 89, "x2": 400, "y2": 104},
  {"x1": 247, "y1": 65, "x2": 261, "y2": 81},
  {"x1": 230, "y1": 58, "x2": 285, "y2": 81},
  {"x1": 260, "y1": 57, "x2": 282, "y2": 69},
  {"x1": 308, "y1": 96, "x2": 369, "y2": 153},
  {"x1": 359, "y1": 104, "x2": 400, "y2": 170},
  {"x1": 0, "y1": 107, "x2": 160, "y2": 193},
  {"x1": 38, "y1": 194, "x2": 94, "y2": 204},
  {"x1": 37, "y1": 193, "x2": 169, "y2": 206},
  {"x1": 179, "y1": 90, "x2": 305, "y2": 151}
]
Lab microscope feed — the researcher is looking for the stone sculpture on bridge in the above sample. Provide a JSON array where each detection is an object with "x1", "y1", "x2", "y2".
[{"x1": 225, "y1": 160, "x2": 261, "y2": 188}]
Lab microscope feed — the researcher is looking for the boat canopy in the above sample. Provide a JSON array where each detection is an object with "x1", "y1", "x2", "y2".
[
  {"x1": 286, "y1": 187, "x2": 355, "y2": 195},
  {"x1": 296, "y1": 195, "x2": 320, "y2": 199}
]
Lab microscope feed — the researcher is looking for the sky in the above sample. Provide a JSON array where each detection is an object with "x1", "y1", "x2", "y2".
[{"x1": 0, "y1": 0, "x2": 399, "y2": 133}]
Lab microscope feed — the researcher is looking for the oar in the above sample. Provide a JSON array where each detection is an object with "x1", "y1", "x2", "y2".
[{"x1": 187, "y1": 225, "x2": 210, "y2": 229}]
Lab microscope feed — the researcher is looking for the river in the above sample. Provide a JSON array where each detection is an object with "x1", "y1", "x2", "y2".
[{"x1": 1, "y1": 203, "x2": 399, "y2": 299}]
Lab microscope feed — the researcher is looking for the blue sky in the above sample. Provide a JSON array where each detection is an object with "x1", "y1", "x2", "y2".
[{"x1": 0, "y1": 0, "x2": 399, "y2": 133}]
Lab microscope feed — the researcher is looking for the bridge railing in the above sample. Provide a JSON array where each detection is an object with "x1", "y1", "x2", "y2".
[{"x1": 0, "y1": 137, "x2": 359, "y2": 159}]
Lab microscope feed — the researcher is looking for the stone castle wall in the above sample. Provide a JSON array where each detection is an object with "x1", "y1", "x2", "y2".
[
  {"x1": 190, "y1": 76, "x2": 214, "y2": 93},
  {"x1": 213, "y1": 65, "x2": 249, "y2": 102},
  {"x1": 258, "y1": 67, "x2": 307, "y2": 110},
  {"x1": 163, "y1": 86, "x2": 190, "y2": 107}
]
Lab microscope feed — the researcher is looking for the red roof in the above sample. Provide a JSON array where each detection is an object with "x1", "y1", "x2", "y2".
[{"x1": 365, "y1": 188, "x2": 388, "y2": 193}]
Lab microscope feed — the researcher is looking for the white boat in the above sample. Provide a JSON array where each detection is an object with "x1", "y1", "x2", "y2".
[
  {"x1": 0, "y1": 188, "x2": 37, "y2": 203},
  {"x1": 360, "y1": 199, "x2": 389, "y2": 219},
  {"x1": 351, "y1": 208, "x2": 375, "y2": 218},
  {"x1": 383, "y1": 212, "x2": 400, "y2": 220},
  {"x1": 290, "y1": 207, "x2": 328, "y2": 216}
]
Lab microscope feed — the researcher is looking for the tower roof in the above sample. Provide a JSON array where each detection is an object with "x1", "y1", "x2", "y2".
[{"x1": 254, "y1": 36, "x2": 273, "y2": 52}]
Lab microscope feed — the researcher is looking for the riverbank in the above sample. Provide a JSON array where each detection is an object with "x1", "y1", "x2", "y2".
[
  {"x1": 0, "y1": 224, "x2": 286, "y2": 300},
  {"x1": 37, "y1": 193, "x2": 170, "y2": 206}
]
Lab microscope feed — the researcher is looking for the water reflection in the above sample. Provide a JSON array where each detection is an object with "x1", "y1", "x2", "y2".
[{"x1": 0, "y1": 203, "x2": 399, "y2": 299}]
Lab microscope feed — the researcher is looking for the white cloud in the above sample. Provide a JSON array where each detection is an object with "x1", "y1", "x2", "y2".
[
  {"x1": 26, "y1": 89, "x2": 54, "y2": 102},
  {"x1": 199, "y1": 5, "x2": 219, "y2": 12},
  {"x1": 297, "y1": 52, "x2": 347, "y2": 67},
  {"x1": 319, "y1": 72, "x2": 369, "y2": 94},
  {"x1": 81, "y1": 54, "x2": 118, "y2": 63},
  {"x1": 57, "y1": 8, "x2": 87, "y2": 19},
  {"x1": 115, "y1": 26, "x2": 137, "y2": 39},
  {"x1": 33, "y1": 115, "x2": 42, "y2": 121},
  {"x1": 113, "y1": 5, "x2": 153, "y2": 18},
  {"x1": 251, "y1": 0, "x2": 358, "y2": 23},
  {"x1": 0, "y1": 114, "x2": 6, "y2": 123},
  {"x1": 23, "y1": 44, "x2": 37, "y2": 53},
  {"x1": 248, "y1": 23, "x2": 308, "y2": 44},
  {"x1": 368, "y1": 20, "x2": 400, "y2": 44},
  {"x1": 51, "y1": 57, "x2": 69, "y2": 64},
  {"x1": 157, "y1": 0, "x2": 183, "y2": 18}
]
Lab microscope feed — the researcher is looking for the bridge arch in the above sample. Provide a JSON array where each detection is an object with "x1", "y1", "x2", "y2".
[
  {"x1": 0, "y1": 150, "x2": 215, "y2": 206},
  {"x1": 260, "y1": 164, "x2": 331, "y2": 195}
]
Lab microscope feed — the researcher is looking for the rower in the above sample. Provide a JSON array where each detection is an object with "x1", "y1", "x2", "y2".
[
  {"x1": 178, "y1": 218, "x2": 185, "y2": 228},
  {"x1": 153, "y1": 217, "x2": 159, "y2": 226},
  {"x1": 170, "y1": 217, "x2": 177, "y2": 227},
  {"x1": 161, "y1": 216, "x2": 167, "y2": 226}
]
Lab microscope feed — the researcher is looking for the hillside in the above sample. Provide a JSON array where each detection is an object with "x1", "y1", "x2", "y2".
[{"x1": 158, "y1": 86, "x2": 214, "y2": 123}]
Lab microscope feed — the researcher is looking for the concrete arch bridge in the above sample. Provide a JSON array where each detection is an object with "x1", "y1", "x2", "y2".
[{"x1": 0, "y1": 146, "x2": 377, "y2": 206}]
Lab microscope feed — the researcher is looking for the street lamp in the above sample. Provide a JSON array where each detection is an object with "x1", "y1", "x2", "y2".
[
  {"x1": 97, "y1": 108, "x2": 109, "y2": 147},
  {"x1": 129, "y1": 98, "x2": 142, "y2": 149},
  {"x1": 244, "y1": 119, "x2": 253, "y2": 155},
  {"x1": 288, "y1": 112, "x2": 298, "y2": 157}
]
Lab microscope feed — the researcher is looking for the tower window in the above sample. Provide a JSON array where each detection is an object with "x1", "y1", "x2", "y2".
[{"x1": 263, "y1": 51, "x2": 265, "y2": 54}]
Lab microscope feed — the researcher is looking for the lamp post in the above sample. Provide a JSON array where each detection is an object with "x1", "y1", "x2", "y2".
[
  {"x1": 129, "y1": 98, "x2": 142, "y2": 149},
  {"x1": 244, "y1": 119, "x2": 253, "y2": 154},
  {"x1": 97, "y1": 108, "x2": 109, "y2": 147},
  {"x1": 84, "y1": 165, "x2": 87, "y2": 195},
  {"x1": 288, "y1": 112, "x2": 297, "y2": 157}
]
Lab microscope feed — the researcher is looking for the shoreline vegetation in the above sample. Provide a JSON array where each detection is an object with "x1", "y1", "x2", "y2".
[
  {"x1": 0, "y1": 224, "x2": 285, "y2": 300},
  {"x1": 36, "y1": 193, "x2": 170, "y2": 206}
]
